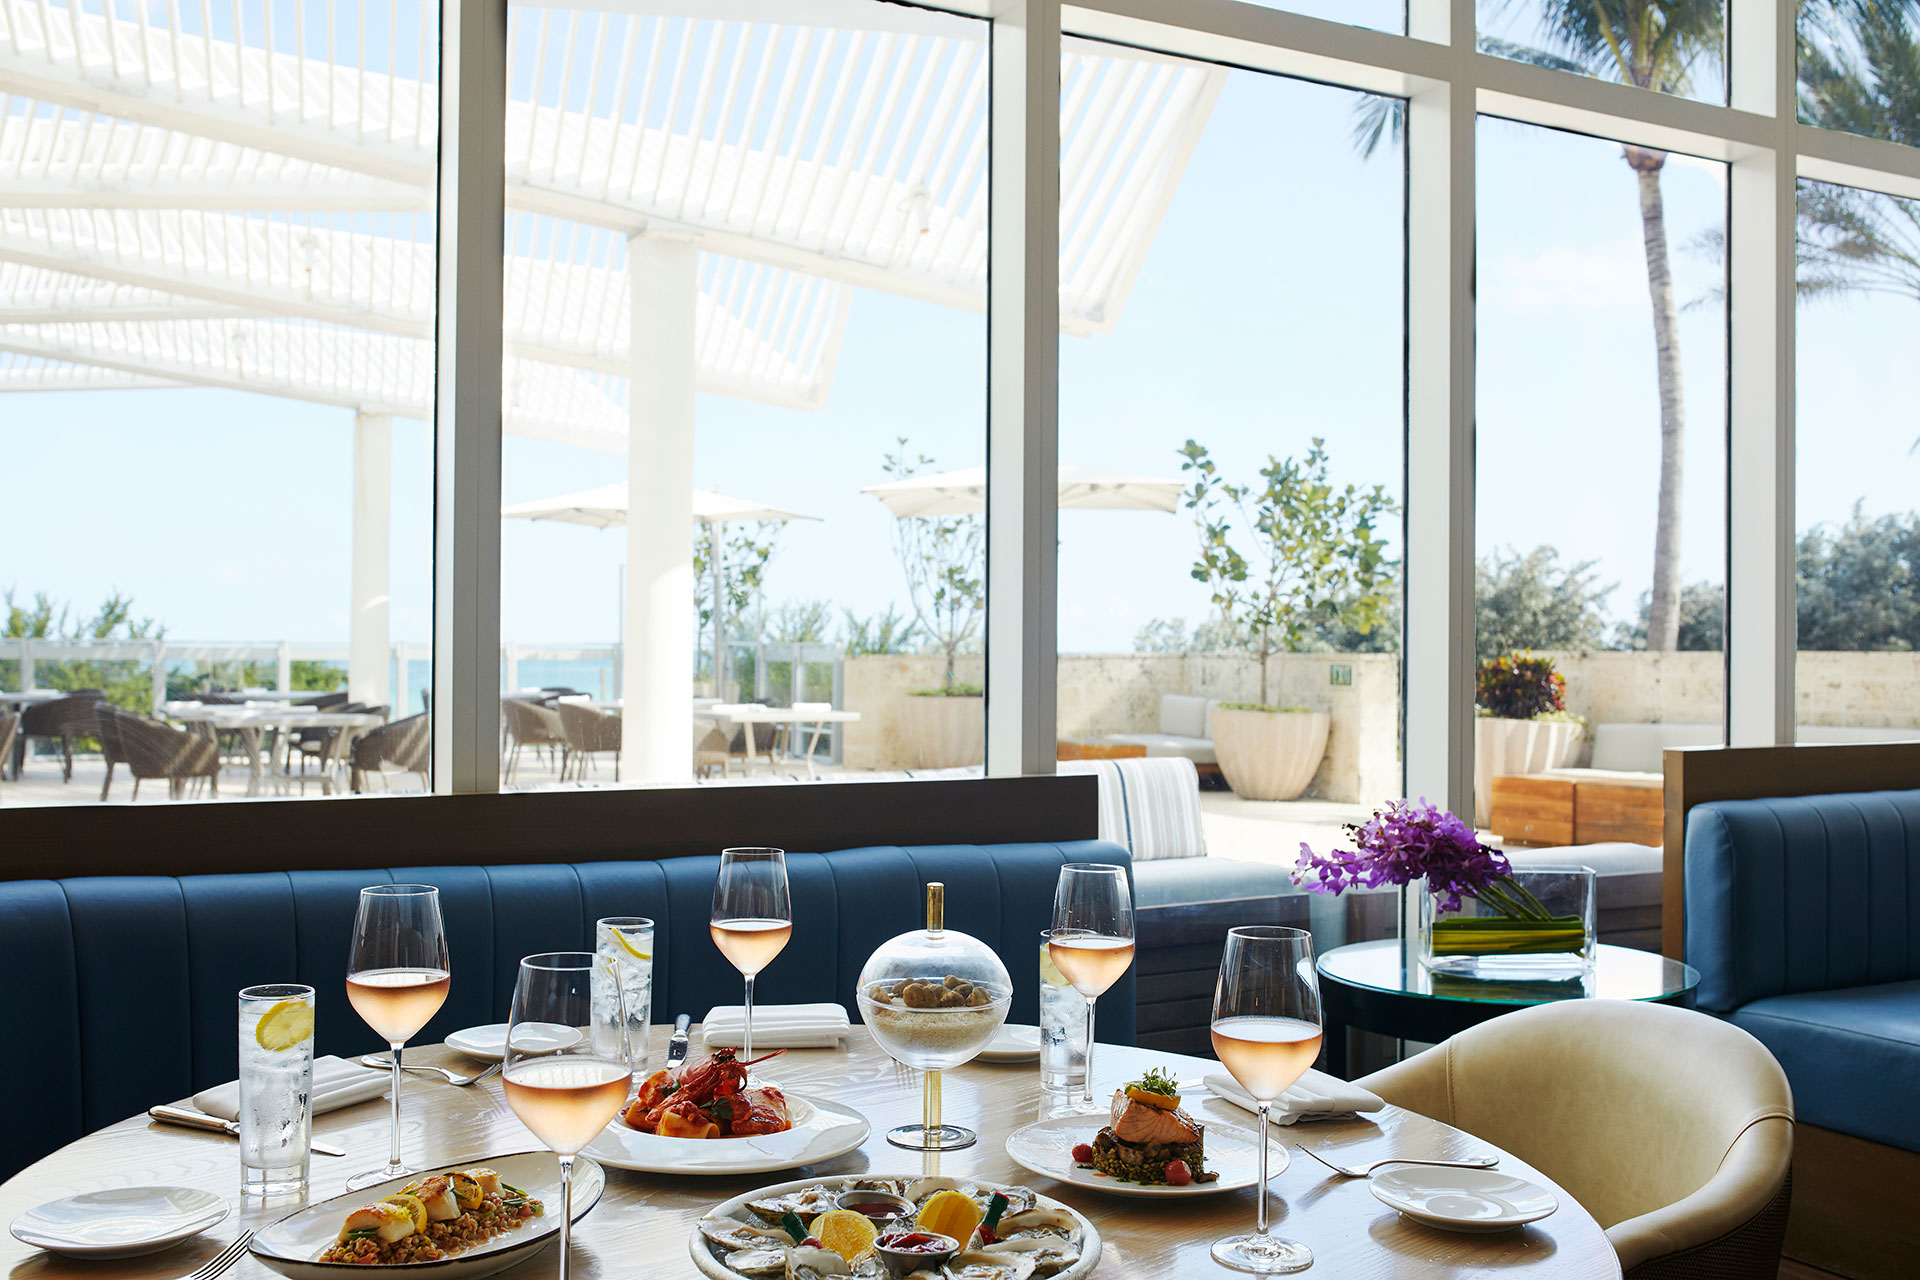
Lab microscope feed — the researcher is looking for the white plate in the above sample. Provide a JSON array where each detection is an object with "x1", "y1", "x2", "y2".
[
  {"x1": 1004, "y1": 1105, "x2": 1287, "y2": 1198},
  {"x1": 582, "y1": 1093, "x2": 870, "y2": 1175},
  {"x1": 691, "y1": 1174, "x2": 1102, "y2": 1280},
  {"x1": 1369, "y1": 1166, "x2": 1558, "y2": 1233},
  {"x1": 975, "y1": 1023, "x2": 1041, "y2": 1063},
  {"x1": 442, "y1": 1023, "x2": 580, "y2": 1062},
  {"x1": 249, "y1": 1151, "x2": 603, "y2": 1280},
  {"x1": 10, "y1": 1187, "x2": 230, "y2": 1260}
]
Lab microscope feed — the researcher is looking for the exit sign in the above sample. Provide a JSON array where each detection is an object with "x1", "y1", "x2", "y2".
[{"x1": 1329, "y1": 664, "x2": 1353, "y2": 687}]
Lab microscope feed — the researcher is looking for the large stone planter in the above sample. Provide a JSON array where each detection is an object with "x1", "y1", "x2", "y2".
[
  {"x1": 1472, "y1": 717, "x2": 1583, "y2": 827},
  {"x1": 1212, "y1": 708, "x2": 1331, "y2": 801},
  {"x1": 896, "y1": 693, "x2": 984, "y2": 769}
]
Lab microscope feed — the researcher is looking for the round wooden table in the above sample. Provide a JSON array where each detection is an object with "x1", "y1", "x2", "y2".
[{"x1": 0, "y1": 1031, "x2": 1621, "y2": 1279}]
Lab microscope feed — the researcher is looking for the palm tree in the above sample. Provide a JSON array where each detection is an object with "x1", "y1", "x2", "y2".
[{"x1": 1356, "y1": 4, "x2": 1722, "y2": 651}]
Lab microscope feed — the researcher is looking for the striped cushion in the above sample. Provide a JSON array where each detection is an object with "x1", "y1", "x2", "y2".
[{"x1": 1060, "y1": 757, "x2": 1206, "y2": 861}]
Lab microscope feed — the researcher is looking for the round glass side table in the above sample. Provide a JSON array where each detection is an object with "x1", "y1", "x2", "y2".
[{"x1": 1315, "y1": 939, "x2": 1701, "y2": 1077}]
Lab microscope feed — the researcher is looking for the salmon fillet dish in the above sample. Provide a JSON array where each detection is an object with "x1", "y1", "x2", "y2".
[{"x1": 1071, "y1": 1067, "x2": 1221, "y2": 1186}]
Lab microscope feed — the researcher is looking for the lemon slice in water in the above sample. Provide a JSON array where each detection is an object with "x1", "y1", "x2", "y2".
[
  {"x1": 254, "y1": 1000, "x2": 315, "y2": 1051},
  {"x1": 608, "y1": 928, "x2": 651, "y2": 963}
]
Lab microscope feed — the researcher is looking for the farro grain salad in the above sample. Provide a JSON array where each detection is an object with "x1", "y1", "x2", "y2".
[{"x1": 319, "y1": 1168, "x2": 544, "y2": 1264}]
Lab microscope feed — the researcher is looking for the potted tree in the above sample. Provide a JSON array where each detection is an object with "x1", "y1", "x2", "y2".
[
  {"x1": 884, "y1": 440, "x2": 985, "y2": 768},
  {"x1": 1181, "y1": 437, "x2": 1397, "y2": 800},
  {"x1": 1472, "y1": 651, "x2": 1584, "y2": 827}
]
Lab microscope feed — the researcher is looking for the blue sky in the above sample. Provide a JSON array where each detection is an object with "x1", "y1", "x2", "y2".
[{"x1": 4, "y1": 27, "x2": 1913, "y2": 662}]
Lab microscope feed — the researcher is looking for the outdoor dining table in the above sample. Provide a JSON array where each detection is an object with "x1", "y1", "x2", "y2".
[
  {"x1": 160, "y1": 703, "x2": 387, "y2": 797},
  {"x1": 0, "y1": 1030, "x2": 1620, "y2": 1279},
  {"x1": 0, "y1": 688, "x2": 67, "y2": 707},
  {"x1": 702, "y1": 702, "x2": 863, "y2": 778}
]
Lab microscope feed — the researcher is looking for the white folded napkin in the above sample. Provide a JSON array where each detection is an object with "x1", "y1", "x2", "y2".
[
  {"x1": 193, "y1": 1055, "x2": 390, "y2": 1122},
  {"x1": 701, "y1": 1002, "x2": 849, "y2": 1049},
  {"x1": 1204, "y1": 1068, "x2": 1386, "y2": 1126}
]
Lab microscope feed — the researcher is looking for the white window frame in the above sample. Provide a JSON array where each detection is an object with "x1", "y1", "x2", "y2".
[{"x1": 429, "y1": 0, "x2": 1920, "y2": 798}]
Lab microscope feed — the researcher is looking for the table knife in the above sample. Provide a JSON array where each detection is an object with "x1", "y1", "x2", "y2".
[
  {"x1": 667, "y1": 1013, "x2": 692, "y2": 1065},
  {"x1": 149, "y1": 1105, "x2": 347, "y2": 1157}
]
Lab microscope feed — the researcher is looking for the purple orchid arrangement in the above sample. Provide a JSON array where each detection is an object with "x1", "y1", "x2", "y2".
[{"x1": 1293, "y1": 797, "x2": 1545, "y2": 918}]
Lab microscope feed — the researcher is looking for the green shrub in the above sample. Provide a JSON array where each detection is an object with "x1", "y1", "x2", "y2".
[{"x1": 1475, "y1": 652, "x2": 1566, "y2": 720}]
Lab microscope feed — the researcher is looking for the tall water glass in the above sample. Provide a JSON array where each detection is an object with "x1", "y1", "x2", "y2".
[
  {"x1": 594, "y1": 917, "x2": 654, "y2": 1073},
  {"x1": 1049, "y1": 864, "x2": 1134, "y2": 1112},
  {"x1": 1209, "y1": 926, "x2": 1324, "y2": 1274},
  {"x1": 1038, "y1": 930, "x2": 1088, "y2": 1104},
  {"x1": 345, "y1": 884, "x2": 450, "y2": 1191},
  {"x1": 711, "y1": 848, "x2": 791, "y2": 1071},
  {"x1": 503, "y1": 953, "x2": 632, "y2": 1280},
  {"x1": 237, "y1": 984, "x2": 315, "y2": 1199}
]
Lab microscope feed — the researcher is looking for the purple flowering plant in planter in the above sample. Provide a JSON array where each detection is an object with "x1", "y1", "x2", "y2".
[{"x1": 1293, "y1": 797, "x2": 1556, "y2": 922}]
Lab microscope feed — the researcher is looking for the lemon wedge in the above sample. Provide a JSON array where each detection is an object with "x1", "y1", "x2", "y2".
[
  {"x1": 916, "y1": 1190, "x2": 981, "y2": 1245},
  {"x1": 380, "y1": 1194, "x2": 428, "y2": 1236},
  {"x1": 810, "y1": 1210, "x2": 879, "y2": 1264},
  {"x1": 254, "y1": 999, "x2": 315, "y2": 1051},
  {"x1": 608, "y1": 928, "x2": 651, "y2": 963}
]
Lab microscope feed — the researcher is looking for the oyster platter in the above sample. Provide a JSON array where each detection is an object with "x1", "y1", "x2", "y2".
[{"x1": 691, "y1": 1174, "x2": 1101, "y2": 1280}]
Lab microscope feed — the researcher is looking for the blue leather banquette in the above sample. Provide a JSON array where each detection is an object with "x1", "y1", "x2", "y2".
[
  {"x1": 1685, "y1": 790, "x2": 1920, "y2": 1152},
  {"x1": 0, "y1": 840, "x2": 1132, "y2": 1181}
]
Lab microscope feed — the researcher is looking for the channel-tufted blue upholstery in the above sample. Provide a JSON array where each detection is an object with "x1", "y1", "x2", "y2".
[
  {"x1": 1685, "y1": 791, "x2": 1920, "y2": 1150},
  {"x1": 0, "y1": 840, "x2": 1130, "y2": 1181}
]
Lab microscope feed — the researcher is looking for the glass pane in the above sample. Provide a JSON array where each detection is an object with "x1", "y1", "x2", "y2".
[
  {"x1": 1796, "y1": 178, "x2": 1920, "y2": 743},
  {"x1": 1799, "y1": 0, "x2": 1920, "y2": 143},
  {"x1": 0, "y1": 0, "x2": 437, "y2": 806},
  {"x1": 497, "y1": 3, "x2": 988, "y2": 789},
  {"x1": 1475, "y1": 118, "x2": 1727, "y2": 845},
  {"x1": 1056, "y1": 45, "x2": 1407, "y2": 867},
  {"x1": 1478, "y1": 1, "x2": 1726, "y2": 106},
  {"x1": 1232, "y1": 1, "x2": 1403, "y2": 33}
]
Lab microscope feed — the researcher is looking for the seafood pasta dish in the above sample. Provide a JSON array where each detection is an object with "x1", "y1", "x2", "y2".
[
  {"x1": 622, "y1": 1047, "x2": 793, "y2": 1139},
  {"x1": 320, "y1": 1169, "x2": 543, "y2": 1263}
]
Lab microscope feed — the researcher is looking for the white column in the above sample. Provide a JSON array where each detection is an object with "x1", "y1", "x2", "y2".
[
  {"x1": 430, "y1": 0, "x2": 505, "y2": 791},
  {"x1": 623, "y1": 234, "x2": 698, "y2": 781},
  {"x1": 1402, "y1": 0, "x2": 1476, "y2": 820},
  {"x1": 276, "y1": 640, "x2": 292, "y2": 694},
  {"x1": 1726, "y1": 0, "x2": 1796, "y2": 746},
  {"x1": 351, "y1": 410, "x2": 393, "y2": 708},
  {"x1": 985, "y1": 0, "x2": 1061, "y2": 777}
]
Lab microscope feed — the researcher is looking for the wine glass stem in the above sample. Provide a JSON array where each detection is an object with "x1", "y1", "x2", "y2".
[
  {"x1": 556, "y1": 1153, "x2": 574, "y2": 1280},
  {"x1": 1256, "y1": 1100, "x2": 1271, "y2": 1236},
  {"x1": 1083, "y1": 996, "x2": 1098, "y2": 1109},
  {"x1": 924, "y1": 1069, "x2": 942, "y2": 1143},
  {"x1": 387, "y1": 1041, "x2": 404, "y2": 1171},
  {"x1": 742, "y1": 972, "x2": 755, "y2": 1066}
]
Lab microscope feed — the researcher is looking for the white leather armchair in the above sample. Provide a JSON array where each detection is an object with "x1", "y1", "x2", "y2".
[{"x1": 1358, "y1": 999, "x2": 1793, "y2": 1277}]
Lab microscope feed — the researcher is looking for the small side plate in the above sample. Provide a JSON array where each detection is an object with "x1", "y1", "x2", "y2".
[
  {"x1": 975, "y1": 1023, "x2": 1042, "y2": 1063},
  {"x1": 1369, "y1": 1166, "x2": 1558, "y2": 1233},
  {"x1": 442, "y1": 1023, "x2": 580, "y2": 1062},
  {"x1": 11, "y1": 1187, "x2": 230, "y2": 1260}
]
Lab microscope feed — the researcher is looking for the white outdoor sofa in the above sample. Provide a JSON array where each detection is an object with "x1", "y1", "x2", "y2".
[{"x1": 1097, "y1": 694, "x2": 1218, "y2": 766}]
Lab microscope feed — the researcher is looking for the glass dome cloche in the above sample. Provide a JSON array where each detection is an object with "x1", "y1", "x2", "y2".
[{"x1": 856, "y1": 882, "x2": 1012, "y2": 1150}]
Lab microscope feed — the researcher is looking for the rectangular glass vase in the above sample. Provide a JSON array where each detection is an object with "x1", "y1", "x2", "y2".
[{"x1": 1418, "y1": 868, "x2": 1597, "y2": 978}]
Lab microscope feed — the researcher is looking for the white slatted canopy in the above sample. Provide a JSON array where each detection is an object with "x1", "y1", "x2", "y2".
[{"x1": 0, "y1": 0, "x2": 1224, "y2": 440}]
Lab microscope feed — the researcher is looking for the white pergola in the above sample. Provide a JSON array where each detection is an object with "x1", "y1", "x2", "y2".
[{"x1": 0, "y1": 0, "x2": 1224, "y2": 772}]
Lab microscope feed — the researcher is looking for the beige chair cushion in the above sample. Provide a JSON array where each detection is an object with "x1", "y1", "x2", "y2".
[{"x1": 1358, "y1": 1000, "x2": 1793, "y2": 1272}]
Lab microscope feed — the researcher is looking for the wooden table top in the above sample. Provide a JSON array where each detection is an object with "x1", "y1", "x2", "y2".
[{"x1": 0, "y1": 1031, "x2": 1620, "y2": 1280}]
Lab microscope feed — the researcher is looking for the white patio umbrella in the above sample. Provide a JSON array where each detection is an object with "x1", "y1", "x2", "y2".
[
  {"x1": 860, "y1": 464, "x2": 1183, "y2": 518},
  {"x1": 504, "y1": 483, "x2": 819, "y2": 691}
]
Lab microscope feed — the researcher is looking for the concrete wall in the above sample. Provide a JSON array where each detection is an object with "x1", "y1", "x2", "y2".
[{"x1": 840, "y1": 647, "x2": 1920, "y2": 793}]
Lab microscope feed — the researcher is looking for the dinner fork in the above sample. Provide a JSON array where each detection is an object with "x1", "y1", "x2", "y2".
[
  {"x1": 1293, "y1": 1143, "x2": 1499, "y2": 1179},
  {"x1": 359, "y1": 1056, "x2": 501, "y2": 1087},
  {"x1": 182, "y1": 1231, "x2": 253, "y2": 1280}
]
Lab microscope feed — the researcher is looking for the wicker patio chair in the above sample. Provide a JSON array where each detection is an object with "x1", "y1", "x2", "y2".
[
  {"x1": 0, "y1": 711, "x2": 15, "y2": 801},
  {"x1": 93, "y1": 702, "x2": 126, "y2": 801},
  {"x1": 556, "y1": 701, "x2": 621, "y2": 783},
  {"x1": 694, "y1": 720, "x2": 731, "y2": 779},
  {"x1": 103, "y1": 706, "x2": 220, "y2": 800},
  {"x1": 501, "y1": 697, "x2": 567, "y2": 785},
  {"x1": 17, "y1": 692, "x2": 107, "y2": 782},
  {"x1": 350, "y1": 713, "x2": 429, "y2": 793}
]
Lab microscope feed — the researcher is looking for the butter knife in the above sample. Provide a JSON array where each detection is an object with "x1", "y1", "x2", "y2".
[
  {"x1": 149, "y1": 1105, "x2": 347, "y2": 1157},
  {"x1": 667, "y1": 1013, "x2": 692, "y2": 1065}
]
